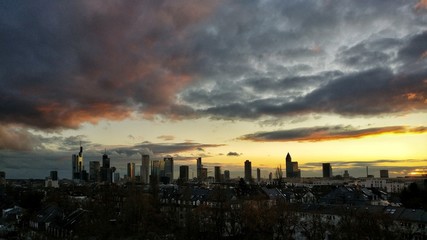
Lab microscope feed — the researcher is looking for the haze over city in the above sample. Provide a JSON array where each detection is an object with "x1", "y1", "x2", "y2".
[{"x1": 1, "y1": 0, "x2": 427, "y2": 179}]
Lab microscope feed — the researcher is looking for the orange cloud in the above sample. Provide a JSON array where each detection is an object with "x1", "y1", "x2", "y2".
[
  {"x1": 415, "y1": 0, "x2": 427, "y2": 11},
  {"x1": 240, "y1": 125, "x2": 427, "y2": 142}
]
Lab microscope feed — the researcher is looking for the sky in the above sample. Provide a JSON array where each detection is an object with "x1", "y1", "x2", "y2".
[{"x1": 1, "y1": 0, "x2": 427, "y2": 179}]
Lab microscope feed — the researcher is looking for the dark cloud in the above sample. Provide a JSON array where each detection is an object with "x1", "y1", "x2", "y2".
[
  {"x1": 110, "y1": 141, "x2": 225, "y2": 157},
  {"x1": 157, "y1": 135, "x2": 175, "y2": 141},
  {"x1": 227, "y1": 152, "x2": 241, "y2": 156},
  {"x1": 0, "y1": 1, "x2": 218, "y2": 129},
  {"x1": 240, "y1": 125, "x2": 427, "y2": 142},
  {"x1": 1, "y1": 1, "x2": 426, "y2": 128}
]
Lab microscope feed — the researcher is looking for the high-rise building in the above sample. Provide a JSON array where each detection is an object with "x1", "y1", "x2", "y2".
[
  {"x1": 285, "y1": 153, "x2": 301, "y2": 178},
  {"x1": 201, "y1": 168, "x2": 208, "y2": 181},
  {"x1": 164, "y1": 157, "x2": 174, "y2": 181},
  {"x1": 322, "y1": 163, "x2": 333, "y2": 178},
  {"x1": 343, "y1": 170, "x2": 350, "y2": 178},
  {"x1": 244, "y1": 160, "x2": 252, "y2": 182},
  {"x1": 72, "y1": 144, "x2": 84, "y2": 181},
  {"x1": 89, "y1": 161, "x2": 100, "y2": 182},
  {"x1": 50, "y1": 171, "x2": 58, "y2": 181},
  {"x1": 224, "y1": 170, "x2": 230, "y2": 181},
  {"x1": 197, "y1": 157, "x2": 202, "y2": 180},
  {"x1": 151, "y1": 160, "x2": 161, "y2": 180},
  {"x1": 257, "y1": 168, "x2": 261, "y2": 183},
  {"x1": 214, "y1": 166, "x2": 222, "y2": 183},
  {"x1": 113, "y1": 172, "x2": 120, "y2": 183},
  {"x1": 100, "y1": 151, "x2": 112, "y2": 183},
  {"x1": 269, "y1": 172, "x2": 273, "y2": 183},
  {"x1": 0, "y1": 171, "x2": 5, "y2": 184},
  {"x1": 141, "y1": 154, "x2": 150, "y2": 183},
  {"x1": 179, "y1": 165, "x2": 189, "y2": 182},
  {"x1": 127, "y1": 162, "x2": 135, "y2": 181},
  {"x1": 380, "y1": 170, "x2": 389, "y2": 178}
]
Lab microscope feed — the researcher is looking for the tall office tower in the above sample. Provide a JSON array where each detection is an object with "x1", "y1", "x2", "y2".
[
  {"x1": 72, "y1": 144, "x2": 84, "y2": 181},
  {"x1": 380, "y1": 170, "x2": 389, "y2": 178},
  {"x1": 322, "y1": 163, "x2": 333, "y2": 178},
  {"x1": 50, "y1": 171, "x2": 58, "y2": 181},
  {"x1": 102, "y1": 150, "x2": 110, "y2": 168},
  {"x1": 197, "y1": 157, "x2": 202, "y2": 180},
  {"x1": 0, "y1": 171, "x2": 5, "y2": 184},
  {"x1": 285, "y1": 152, "x2": 292, "y2": 178},
  {"x1": 285, "y1": 153, "x2": 301, "y2": 178},
  {"x1": 179, "y1": 165, "x2": 189, "y2": 182},
  {"x1": 141, "y1": 154, "x2": 150, "y2": 183},
  {"x1": 89, "y1": 161, "x2": 100, "y2": 182},
  {"x1": 127, "y1": 162, "x2": 135, "y2": 181},
  {"x1": 244, "y1": 160, "x2": 252, "y2": 182},
  {"x1": 100, "y1": 151, "x2": 112, "y2": 183},
  {"x1": 164, "y1": 157, "x2": 174, "y2": 181},
  {"x1": 269, "y1": 172, "x2": 273, "y2": 183},
  {"x1": 151, "y1": 160, "x2": 161, "y2": 179},
  {"x1": 224, "y1": 170, "x2": 230, "y2": 181},
  {"x1": 113, "y1": 172, "x2": 120, "y2": 183},
  {"x1": 214, "y1": 166, "x2": 222, "y2": 183},
  {"x1": 201, "y1": 168, "x2": 208, "y2": 181},
  {"x1": 343, "y1": 170, "x2": 350, "y2": 178},
  {"x1": 257, "y1": 168, "x2": 261, "y2": 183}
]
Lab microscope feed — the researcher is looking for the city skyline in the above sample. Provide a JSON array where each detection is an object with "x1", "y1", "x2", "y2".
[{"x1": 1, "y1": 1, "x2": 427, "y2": 179}]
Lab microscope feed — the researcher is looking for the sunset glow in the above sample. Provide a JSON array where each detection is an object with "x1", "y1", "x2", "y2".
[{"x1": 1, "y1": 0, "x2": 426, "y2": 179}]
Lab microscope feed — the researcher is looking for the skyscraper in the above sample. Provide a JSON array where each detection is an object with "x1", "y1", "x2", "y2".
[
  {"x1": 257, "y1": 168, "x2": 261, "y2": 183},
  {"x1": 100, "y1": 151, "x2": 112, "y2": 183},
  {"x1": 164, "y1": 157, "x2": 174, "y2": 181},
  {"x1": 89, "y1": 161, "x2": 100, "y2": 182},
  {"x1": 179, "y1": 165, "x2": 189, "y2": 182},
  {"x1": 224, "y1": 170, "x2": 230, "y2": 181},
  {"x1": 285, "y1": 153, "x2": 301, "y2": 178},
  {"x1": 50, "y1": 171, "x2": 58, "y2": 181},
  {"x1": 244, "y1": 160, "x2": 252, "y2": 182},
  {"x1": 141, "y1": 154, "x2": 150, "y2": 183},
  {"x1": 197, "y1": 157, "x2": 202, "y2": 180},
  {"x1": 322, "y1": 163, "x2": 333, "y2": 178},
  {"x1": 72, "y1": 144, "x2": 84, "y2": 181},
  {"x1": 151, "y1": 160, "x2": 161, "y2": 181},
  {"x1": 214, "y1": 166, "x2": 222, "y2": 183},
  {"x1": 380, "y1": 170, "x2": 389, "y2": 178},
  {"x1": 127, "y1": 162, "x2": 135, "y2": 181}
]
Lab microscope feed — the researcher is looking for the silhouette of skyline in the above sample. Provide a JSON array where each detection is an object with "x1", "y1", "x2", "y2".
[{"x1": 1, "y1": 1, "x2": 426, "y2": 179}]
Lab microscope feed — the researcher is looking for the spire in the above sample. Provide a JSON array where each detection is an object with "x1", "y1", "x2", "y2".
[{"x1": 286, "y1": 152, "x2": 291, "y2": 162}]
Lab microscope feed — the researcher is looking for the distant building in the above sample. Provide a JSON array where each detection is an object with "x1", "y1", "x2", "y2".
[
  {"x1": 197, "y1": 157, "x2": 203, "y2": 180},
  {"x1": 89, "y1": 161, "x2": 100, "y2": 182},
  {"x1": 214, "y1": 166, "x2": 222, "y2": 183},
  {"x1": 269, "y1": 172, "x2": 273, "y2": 183},
  {"x1": 322, "y1": 163, "x2": 333, "y2": 178},
  {"x1": 71, "y1": 144, "x2": 84, "y2": 181},
  {"x1": 380, "y1": 170, "x2": 389, "y2": 178},
  {"x1": 244, "y1": 160, "x2": 252, "y2": 182},
  {"x1": 113, "y1": 172, "x2": 120, "y2": 183},
  {"x1": 285, "y1": 153, "x2": 301, "y2": 178},
  {"x1": 0, "y1": 171, "x2": 5, "y2": 184},
  {"x1": 50, "y1": 171, "x2": 58, "y2": 181},
  {"x1": 201, "y1": 168, "x2": 208, "y2": 181},
  {"x1": 164, "y1": 157, "x2": 174, "y2": 182},
  {"x1": 179, "y1": 165, "x2": 189, "y2": 182},
  {"x1": 343, "y1": 170, "x2": 350, "y2": 178},
  {"x1": 257, "y1": 168, "x2": 261, "y2": 183},
  {"x1": 100, "y1": 151, "x2": 113, "y2": 183},
  {"x1": 224, "y1": 170, "x2": 230, "y2": 181},
  {"x1": 141, "y1": 154, "x2": 150, "y2": 183},
  {"x1": 45, "y1": 171, "x2": 59, "y2": 188},
  {"x1": 127, "y1": 162, "x2": 135, "y2": 181}
]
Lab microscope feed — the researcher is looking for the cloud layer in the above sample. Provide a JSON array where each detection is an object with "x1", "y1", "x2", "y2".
[
  {"x1": 240, "y1": 125, "x2": 427, "y2": 142},
  {"x1": 1, "y1": 1, "x2": 427, "y2": 130}
]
